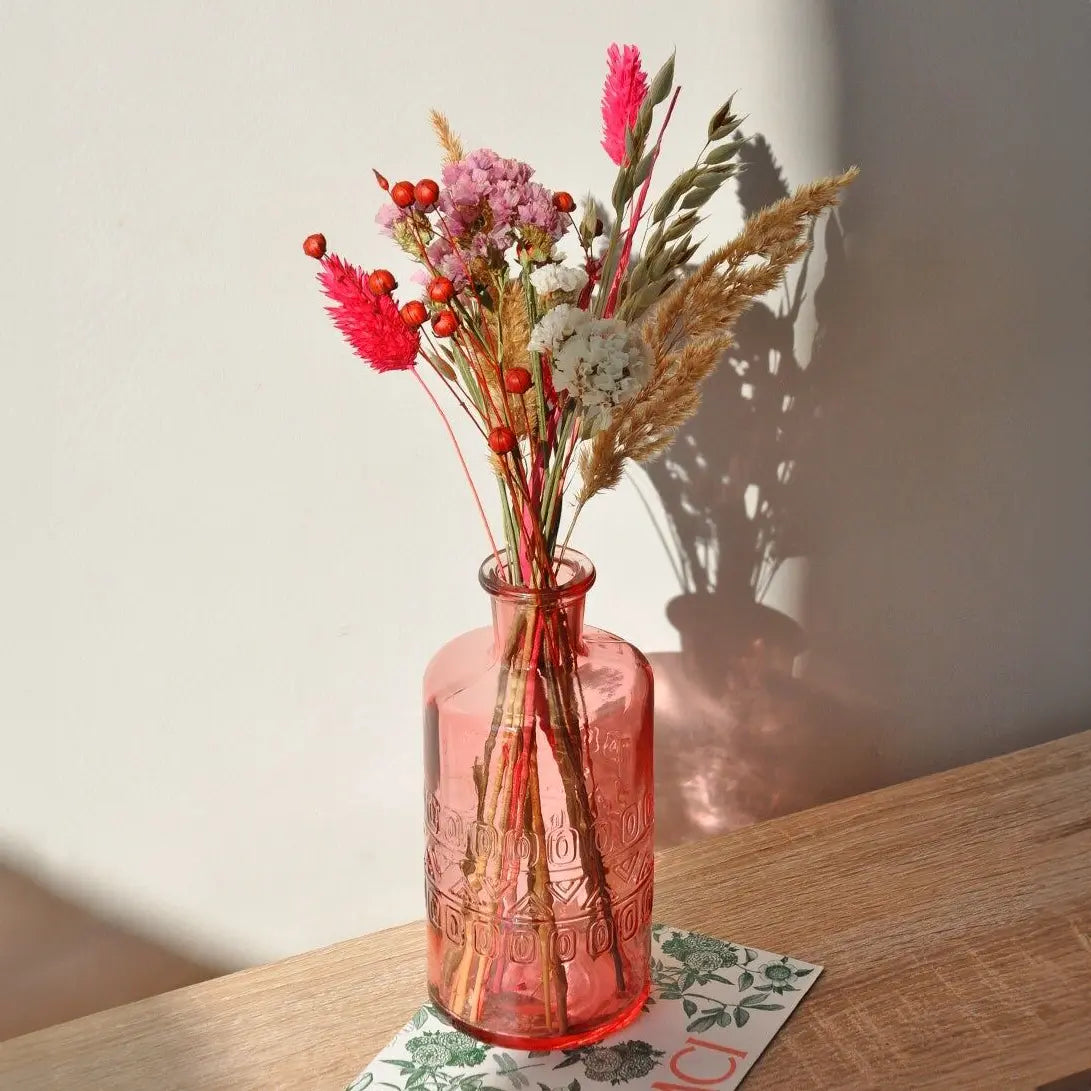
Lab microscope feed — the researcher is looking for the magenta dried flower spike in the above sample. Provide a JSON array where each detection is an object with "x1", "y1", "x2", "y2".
[{"x1": 600, "y1": 43, "x2": 648, "y2": 166}]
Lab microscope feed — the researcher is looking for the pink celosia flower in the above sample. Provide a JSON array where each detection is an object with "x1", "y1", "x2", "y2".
[
  {"x1": 601, "y1": 43, "x2": 648, "y2": 165},
  {"x1": 318, "y1": 254, "x2": 419, "y2": 373}
]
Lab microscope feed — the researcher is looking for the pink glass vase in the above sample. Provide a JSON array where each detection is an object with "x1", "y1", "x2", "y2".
[{"x1": 423, "y1": 550, "x2": 654, "y2": 1049}]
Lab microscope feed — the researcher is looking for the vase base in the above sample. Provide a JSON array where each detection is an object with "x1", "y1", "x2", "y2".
[{"x1": 431, "y1": 981, "x2": 651, "y2": 1051}]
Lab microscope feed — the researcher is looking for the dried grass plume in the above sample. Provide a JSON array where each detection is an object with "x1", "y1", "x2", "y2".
[{"x1": 429, "y1": 110, "x2": 465, "y2": 165}]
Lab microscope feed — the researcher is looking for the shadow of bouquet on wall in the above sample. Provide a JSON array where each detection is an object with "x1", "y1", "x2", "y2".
[{"x1": 642, "y1": 136, "x2": 899, "y2": 847}]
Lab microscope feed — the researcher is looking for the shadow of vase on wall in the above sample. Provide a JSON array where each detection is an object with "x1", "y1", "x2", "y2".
[{"x1": 641, "y1": 136, "x2": 896, "y2": 848}]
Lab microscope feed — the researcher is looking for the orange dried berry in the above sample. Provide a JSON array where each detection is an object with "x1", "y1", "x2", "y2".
[
  {"x1": 302, "y1": 233, "x2": 327, "y2": 259},
  {"x1": 391, "y1": 180, "x2": 415, "y2": 208},
  {"x1": 400, "y1": 300, "x2": 428, "y2": 328},
  {"x1": 373, "y1": 169, "x2": 390, "y2": 191},
  {"x1": 368, "y1": 269, "x2": 397, "y2": 295},
  {"x1": 428, "y1": 276, "x2": 455, "y2": 303},
  {"x1": 503, "y1": 367, "x2": 532, "y2": 394},
  {"x1": 431, "y1": 310, "x2": 459, "y2": 338},
  {"x1": 553, "y1": 191, "x2": 575, "y2": 213},
  {"x1": 414, "y1": 178, "x2": 440, "y2": 209},
  {"x1": 488, "y1": 426, "x2": 517, "y2": 455}
]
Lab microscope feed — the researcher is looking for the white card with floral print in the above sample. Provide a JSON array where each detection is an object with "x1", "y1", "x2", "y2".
[{"x1": 346, "y1": 926, "x2": 821, "y2": 1091}]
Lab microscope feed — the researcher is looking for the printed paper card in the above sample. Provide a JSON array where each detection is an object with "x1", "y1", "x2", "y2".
[{"x1": 347, "y1": 925, "x2": 821, "y2": 1091}]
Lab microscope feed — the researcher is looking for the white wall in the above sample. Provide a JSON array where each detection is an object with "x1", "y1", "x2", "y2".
[
  {"x1": 804, "y1": 1, "x2": 1091, "y2": 776},
  {"x1": 0, "y1": 1, "x2": 842, "y2": 963}
]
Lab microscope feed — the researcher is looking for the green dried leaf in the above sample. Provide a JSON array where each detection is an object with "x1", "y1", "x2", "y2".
[
  {"x1": 652, "y1": 169, "x2": 698, "y2": 221},
  {"x1": 611, "y1": 169, "x2": 634, "y2": 212},
  {"x1": 578, "y1": 203, "x2": 600, "y2": 246},
  {"x1": 678, "y1": 239, "x2": 702, "y2": 264},
  {"x1": 630, "y1": 104, "x2": 653, "y2": 153},
  {"x1": 618, "y1": 281, "x2": 664, "y2": 320},
  {"x1": 429, "y1": 355, "x2": 457, "y2": 382},
  {"x1": 694, "y1": 170, "x2": 730, "y2": 193},
  {"x1": 705, "y1": 139, "x2": 745, "y2": 166},
  {"x1": 662, "y1": 211, "x2": 699, "y2": 243},
  {"x1": 710, "y1": 120, "x2": 743, "y2": 142},
  {"x1": 647, "y1": 51, "x2": 676, "y2": 107},
  {"x1": 643, "y1": 237, "x2": 666, "y2": 265},
  {"x1": 626, "y1": 259, "x2": 649, "y2": 294},
  {"x1": 646, "y1": 250, "x2": 671, "y2": 279},
  {"x1": 631, "y1": 148, "x2": 656, "y2": 190},
  {"x1": 680, "y1": 187, "x2": 714, "y2": 210},
  {"x1": 707, "y1": 94, "x2": 737, "y2": 139}
]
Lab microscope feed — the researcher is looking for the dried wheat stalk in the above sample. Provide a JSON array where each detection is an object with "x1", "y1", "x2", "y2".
[
  {"x1": 577, "y1": 167, "x2": 858, "y2": 504},
  {"x1": 483, "y1": 281, "x2": 538, "y2": 437}
]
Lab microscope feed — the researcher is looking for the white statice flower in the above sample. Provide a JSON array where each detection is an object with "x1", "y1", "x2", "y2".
[
  {"x1": 527, "y1": 303, "x2": 589, "y2": 355},
  {"x1": 550, "y1": 316, "x2": 652, "y2": 426},
  {"x1": 528, "y1": 306, "x2": 651, "y2": 426},
  {"x1": 529, "y1": 263, "x2": 589, "y2": 297}
]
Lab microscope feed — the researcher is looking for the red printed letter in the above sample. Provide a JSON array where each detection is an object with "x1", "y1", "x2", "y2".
[{"x1": 661, "y1": 1038, "x2": 748, "y2": 1086}]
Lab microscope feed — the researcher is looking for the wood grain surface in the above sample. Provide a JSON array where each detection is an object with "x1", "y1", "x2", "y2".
[{"x1": 2, "y1": 731, "x2": 1089, "y2": 1090}]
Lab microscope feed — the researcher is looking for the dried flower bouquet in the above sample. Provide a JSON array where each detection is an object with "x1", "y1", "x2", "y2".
[{"x1": 305, "y1": 44, "x2": 855, "y2": 1045}]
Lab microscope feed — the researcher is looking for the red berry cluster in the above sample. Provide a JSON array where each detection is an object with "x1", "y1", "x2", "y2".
[
  {"x1": 304, "y1": 170, "x2": 574, "y2": 460},
  {"x1": 371, "y1": 175, "x2": 459, "y2": 336},
  {"x1": 390, "y1": 177, "x2": 439, "y2": 211}
]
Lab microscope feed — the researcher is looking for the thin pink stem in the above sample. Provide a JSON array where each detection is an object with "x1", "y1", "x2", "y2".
[
  {"x1": 604, "y1": 85, "x2": 683, "y2": 318},
  {"x1": 412, "y1": 367, "x2": 503, "y2": 568}
]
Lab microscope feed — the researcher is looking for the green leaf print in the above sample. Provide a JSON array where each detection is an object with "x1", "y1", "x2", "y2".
[{"x1": 686, "y1": 1013, "x2": 719, "y2": 1034}]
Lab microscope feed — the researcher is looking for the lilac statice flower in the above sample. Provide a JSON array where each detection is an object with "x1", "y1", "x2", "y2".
[{"x1": 432, "y1": 149, "x2": 565, "y2": 282}]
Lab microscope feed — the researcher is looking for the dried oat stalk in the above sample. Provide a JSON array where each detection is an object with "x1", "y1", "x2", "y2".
[{"x1": 578, "y1": 168, "x2": 858, "y2": 504}]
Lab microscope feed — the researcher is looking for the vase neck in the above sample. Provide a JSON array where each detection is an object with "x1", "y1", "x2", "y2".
[{"x1": 479, "y1": 550, "x2": 595, "y2": 657}]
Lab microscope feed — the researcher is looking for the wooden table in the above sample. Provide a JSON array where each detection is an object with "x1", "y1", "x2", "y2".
[{"x1": 3, "y1": 732, "x2": 1090, "y2": 1090}]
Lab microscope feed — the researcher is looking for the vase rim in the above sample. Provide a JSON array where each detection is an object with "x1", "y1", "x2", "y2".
[{"x1": 478, "y1": 548, "x2": 596, "y2": 604}]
